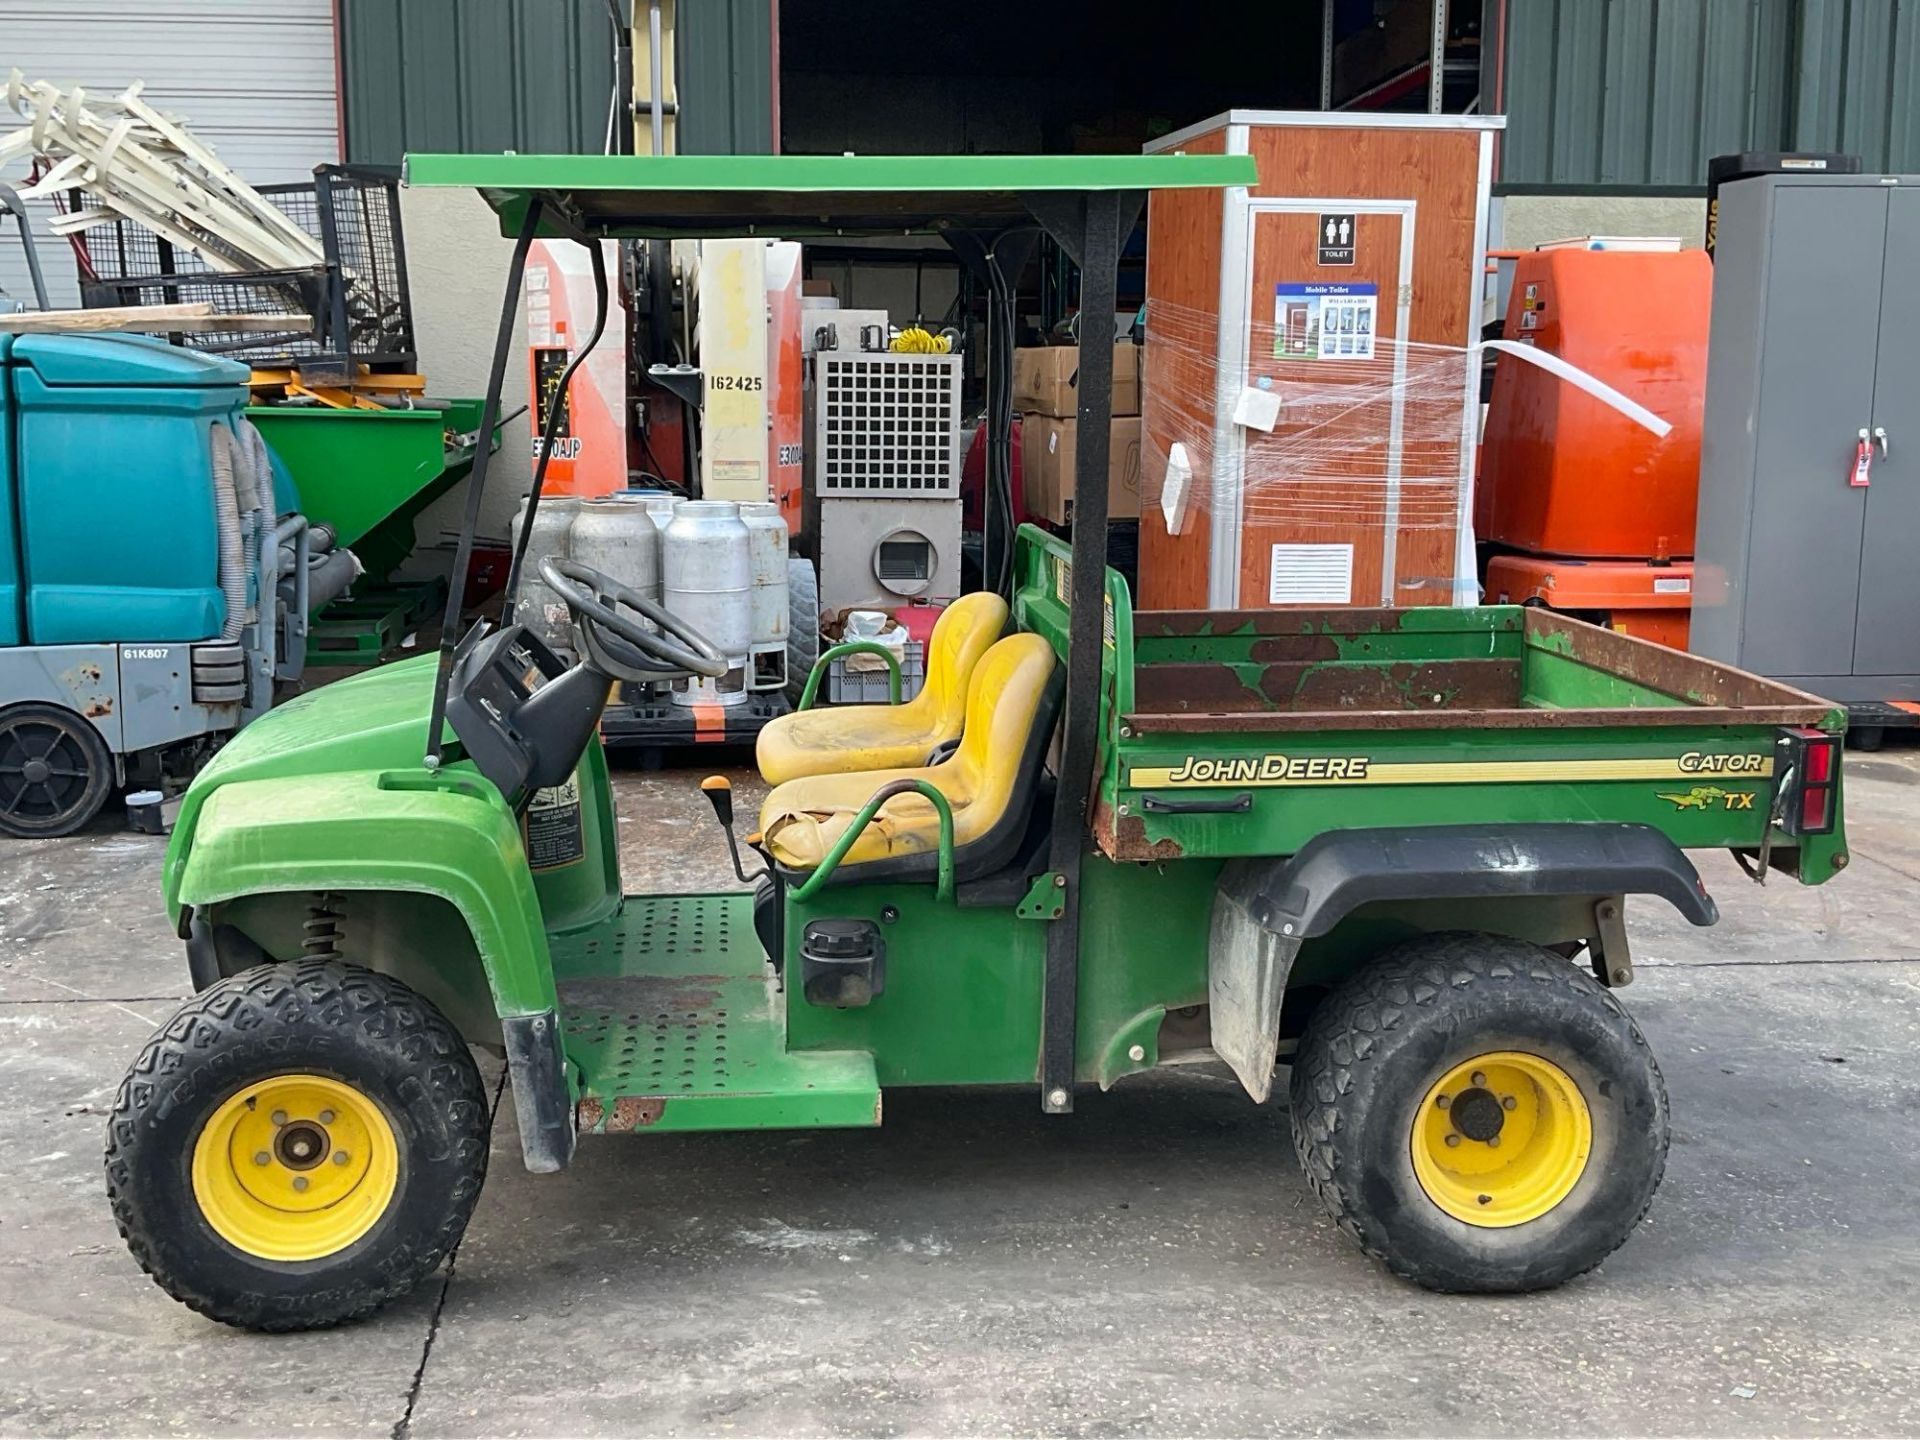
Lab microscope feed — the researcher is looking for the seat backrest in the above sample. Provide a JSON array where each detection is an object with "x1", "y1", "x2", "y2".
[
  {"x1": 911, "y1": 591, "x2": 1008, "y2": 732},
  {"x1": 953, "y1": 633, "x2": 1057, "y2": 815}
]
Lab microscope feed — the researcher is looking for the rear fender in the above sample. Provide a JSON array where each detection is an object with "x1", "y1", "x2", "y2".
[
  {"x1": 1209, "y1": 823, "x2": 1717, "y2": 1102},
  {"x1": 172, "y1": 768, "x2": 575, "y2": 1172}
]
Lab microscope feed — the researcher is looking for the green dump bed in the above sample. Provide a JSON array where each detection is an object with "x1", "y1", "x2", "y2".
[{"x1": 1009, "y1": 528, "x2": 1847, "y2": 880}]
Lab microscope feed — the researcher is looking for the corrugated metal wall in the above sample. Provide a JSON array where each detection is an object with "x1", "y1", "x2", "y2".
[
  {"x1": 2, "y1": 0, "x2": 340, "y2": 307},
  {"x1": 678, "y1": 0, "x2": 776, "y2": 154},
  {"x1": 340, "y1": 0, "x2": 617, "y2": 162},
  {"x1": 1791, "y1": 0, "x2": 1920, "y2": 164},
  {"x1": 1492, "y1": 0, "x2": 1920, "y2": 189},
  {"x1": 340, "y1": 0, "x2": 772, "y2": 162},
  {"x1": 340, "y1": 1, "x2": 1919, "y2": 183}
]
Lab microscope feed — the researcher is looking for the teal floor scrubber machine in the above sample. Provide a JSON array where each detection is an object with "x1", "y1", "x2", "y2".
[{"x1": 0, "y1": 184, "x2": 345, "y2": 836}]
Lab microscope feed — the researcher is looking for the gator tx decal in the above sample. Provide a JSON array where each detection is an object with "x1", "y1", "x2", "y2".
[
  {"x1": 1659, "y1": 785, "x2": 1757, "y2": 812},
  {"x1": 1675, "y1": 751, "x2": 1769, "y2": 774},
  {"x1": 1128, "y1": 751, "x2": 1776, "y2": 789}
]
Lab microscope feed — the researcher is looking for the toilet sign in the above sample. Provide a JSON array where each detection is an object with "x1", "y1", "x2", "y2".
[{"x1": 1318, "y1": 212, "x2": 1356, "y2": 266}]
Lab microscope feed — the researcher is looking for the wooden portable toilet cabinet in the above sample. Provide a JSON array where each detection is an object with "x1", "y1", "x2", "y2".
[{"x1": 1139, "y1": 111, "x2": 1501, "y2": 611}]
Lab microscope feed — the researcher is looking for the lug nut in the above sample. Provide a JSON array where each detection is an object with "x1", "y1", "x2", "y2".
[
  {"x1": 1487, "y1": 1135, "x2": 1501, "y2": 1148},
  {"x1": 291, "y1": 1176, "x2": 309, "y2": 1192},
  {"x1": 253, "y1": 1151, "x2": 271, "y2": 1166},
  {"x1": 1444, "y1": 1133, "x2": 1461, "y2": 1147},
  {"x1": 332, "y1": 1151, "x2": 350, "y2": 1166},
  {"x1": 1435, "y1": 1094, "x2": 1451, "y2": 1110},
  {"x1": 1470, "y1": 1071, "x2": 1486, "y2": 1087},
  {"x1": 270, "y1": 1110, "x2": 288, "y2": 1126},
  {"x1": 318, "y1": 1110, "x2": 335, "y2": 1125},
  {"x1": 1502, "y1": 1095, "x2": 1517, "y2": 1111}
]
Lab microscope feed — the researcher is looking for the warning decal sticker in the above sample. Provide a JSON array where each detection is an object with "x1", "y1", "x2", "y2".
[{"x1": 523, "y1": 773, "x2": 586, "y2": 870}]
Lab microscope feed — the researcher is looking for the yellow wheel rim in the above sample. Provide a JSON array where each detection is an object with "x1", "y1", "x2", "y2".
[
  {"x1": 1410, "y1": 1050, "x2": 1592, "y2": 1228},
  {"x1": 190, "y1": 1074, "x2": 400, "y2": 1262}
]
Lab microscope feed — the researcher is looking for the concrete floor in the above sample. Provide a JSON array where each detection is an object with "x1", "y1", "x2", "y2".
[{"x1": 3, "y1": 744, "x2": 1919, "y2": 1437}]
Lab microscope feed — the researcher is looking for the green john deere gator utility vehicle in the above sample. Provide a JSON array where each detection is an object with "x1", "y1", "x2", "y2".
[{"x1": 105, "y1": 156, "x2": 1851, "y2": 1331}]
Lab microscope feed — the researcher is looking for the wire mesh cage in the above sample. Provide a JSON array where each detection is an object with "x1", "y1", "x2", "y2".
[
  {"x1": 77, "y1": 165, "x2": 416, "y2": 375},
  {"x1": 814, "y1": 353, "x2": 964, "y2": 498}
]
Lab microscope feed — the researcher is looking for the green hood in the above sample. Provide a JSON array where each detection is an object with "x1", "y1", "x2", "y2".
[
  {"x1": 164, "y1": 656, "x2": 462, "y2": 916},
  {"x1": 192, "y1": 654, "x2": 444, "y2": 790}
]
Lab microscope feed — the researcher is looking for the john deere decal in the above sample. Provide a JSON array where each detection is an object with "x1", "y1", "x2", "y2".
[{"x1": 1164, "y1": 754, "x2": 1370, "y2": 784}]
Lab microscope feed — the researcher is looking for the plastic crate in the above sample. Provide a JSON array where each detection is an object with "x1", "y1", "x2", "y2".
[
  {"x1": 78, "y1": 164, "x2": 415, "y2": 377},
  {"x1": 826, "y1": 642, "x2": 925, "y2": 704}
]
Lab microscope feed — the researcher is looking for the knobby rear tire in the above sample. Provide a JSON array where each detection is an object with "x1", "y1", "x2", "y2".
[{"x1": 1289, "y1": 931, "x2": 1669, "y2": 1293}]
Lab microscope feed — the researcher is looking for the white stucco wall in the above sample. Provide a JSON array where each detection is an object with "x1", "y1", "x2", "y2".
[
  {"x1": 1497, "y1": 195, "x2": 1709, "y2": 251},
  {"x1": 398, "y1": 186, "x2": 535, "y2": 574}
]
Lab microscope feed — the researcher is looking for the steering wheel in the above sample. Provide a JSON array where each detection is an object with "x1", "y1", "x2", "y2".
[{"x1": 539, "y1": 557, "x2": 729, "y2": 681}]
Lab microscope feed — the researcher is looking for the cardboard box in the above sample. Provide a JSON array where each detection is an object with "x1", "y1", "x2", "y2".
[
  {"x1": 1012, "y1": 344, "x2": 1139, "y2": 418},
  {"x1": 1022, "y1": 415, "x2": 1143, "y2": 525}
]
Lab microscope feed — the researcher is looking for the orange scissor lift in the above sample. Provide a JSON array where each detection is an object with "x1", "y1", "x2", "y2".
[{"x1": 1478, "y1": 246, "x2": 1713, "y2": 649}]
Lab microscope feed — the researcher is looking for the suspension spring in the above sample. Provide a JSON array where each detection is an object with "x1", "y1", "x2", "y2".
[{"x1": 301, "y1": 893, "x2": 346, "y2": 960}]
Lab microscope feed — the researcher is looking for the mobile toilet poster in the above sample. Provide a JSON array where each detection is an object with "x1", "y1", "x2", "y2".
[{"x1": 1275, "y1": 282, "x2": 1377, "y2": 361}]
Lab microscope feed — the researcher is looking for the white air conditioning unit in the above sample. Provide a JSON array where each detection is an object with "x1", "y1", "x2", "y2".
[
  {"x1": 811, "y1": 351, "x2": 964, "y2": 611},
  {"x1": 813, "y1": 352, "x2": 963, "y2": 499}
]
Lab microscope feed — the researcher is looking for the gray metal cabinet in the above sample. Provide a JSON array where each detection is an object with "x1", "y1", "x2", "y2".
[{"x1": 1695, "y1": 173, "x2": 1920, "y2": 703}]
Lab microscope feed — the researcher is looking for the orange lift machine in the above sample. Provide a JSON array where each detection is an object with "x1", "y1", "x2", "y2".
[{"x1": 1477, "y1": 245, "x2": 1711, "y2": 648}]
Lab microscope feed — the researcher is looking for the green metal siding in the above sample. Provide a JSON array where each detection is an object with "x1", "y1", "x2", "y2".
[
  {"x1": 1792, "y1": 0, "x2": 1920, "y2": 166},
  {"x1": 341, "y1": 0, "x2": 772, "y2": 161},
  {"x1": 1492, "y1": 0, "x2": 1917, "y2": 190},
  {"x1": 677, "y1": 0, "x2": 775, "y2": 154},
  {"x1": 340, "y1": 0, "x2": 616, "y2": 163}
]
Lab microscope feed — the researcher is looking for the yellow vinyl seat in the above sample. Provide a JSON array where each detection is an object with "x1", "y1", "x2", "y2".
[
  {"x1": 754, "y1": 592, "x2": 1008, "y2": 785},
  {"x1": 760, "y1": 632, "x2": 1061, "y2": 883}
]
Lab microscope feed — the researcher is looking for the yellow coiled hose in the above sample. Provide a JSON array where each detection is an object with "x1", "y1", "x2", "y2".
[{"x1": 888, "y1": 325, "x2": 952, "y2": 353}]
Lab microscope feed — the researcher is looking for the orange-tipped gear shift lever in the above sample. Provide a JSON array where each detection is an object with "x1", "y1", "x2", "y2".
[{"x1": 699, "y1": 776, "x2": 764, "y2": 884}]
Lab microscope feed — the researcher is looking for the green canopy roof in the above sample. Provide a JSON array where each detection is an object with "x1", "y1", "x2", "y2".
[{"x1": 402, "y1": 152, "x2": 1255, "y2": 239}]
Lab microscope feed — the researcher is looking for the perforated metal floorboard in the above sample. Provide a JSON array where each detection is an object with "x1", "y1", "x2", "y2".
[{"x1": 553, "y1": 893, "x2": 878, "y2": 1134}]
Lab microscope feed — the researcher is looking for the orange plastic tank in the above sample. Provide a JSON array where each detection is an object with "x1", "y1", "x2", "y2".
[
  {"x1": 1476, "y1": 248, "x2": 1711, "y2": 560},
  {"x1": 764, "y1": 243, "x2": 806, "y2": 537},
  {"x1": 526, "y1": 239, "x2": 630, "y2": 497}
]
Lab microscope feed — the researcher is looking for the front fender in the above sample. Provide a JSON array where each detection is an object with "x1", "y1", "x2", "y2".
[{"x1": 172, "y1": 767, "x2": 557, "y2": 1019}]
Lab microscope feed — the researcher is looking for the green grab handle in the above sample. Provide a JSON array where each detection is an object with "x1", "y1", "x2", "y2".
[
  {"x1": 797, "y1": 640, "x2": 905, "y2": 710},
  {"x1": 788, "y1": 778, "x2": 955, "y2": 904}
]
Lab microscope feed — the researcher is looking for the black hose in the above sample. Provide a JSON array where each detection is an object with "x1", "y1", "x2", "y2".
[
  {"x1": 984, "y1": 243, "x2": 1020, "y2": 599},
  {"x1": 501, "y1": 239, "x2": 612, "y2": 615},
  {"x1": 424, "y1": 200, "x2": 545, "y2": 767}
]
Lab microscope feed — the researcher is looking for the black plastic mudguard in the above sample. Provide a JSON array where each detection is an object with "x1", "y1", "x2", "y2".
[
  {"x1": 1207, "y1": 823, "x2": 1717, "y2": 1103},
  {"x1": 1237, "y1": 822, "x2": 1719, "y2": 941},
  {"x1": 502, "y1": 1009, "x2": 575, "y2": 1174}
]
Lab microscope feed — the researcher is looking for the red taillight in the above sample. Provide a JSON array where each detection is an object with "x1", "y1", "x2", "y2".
[
  {"x1": 1803, "y1": 739, "x2": 1836, "y2": 784},
  {"x1": 1776, "y1": 727, "x2": 1840, "y2": 836}
]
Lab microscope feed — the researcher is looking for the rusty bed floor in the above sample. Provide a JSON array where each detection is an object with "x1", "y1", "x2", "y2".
[{"x1": 548, "y1": 892, "x2": 880, "y2": 1134}]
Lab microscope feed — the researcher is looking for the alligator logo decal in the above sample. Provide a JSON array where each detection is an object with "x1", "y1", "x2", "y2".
[{"x1": 1658, "y1": 785, "x2": 1756, "y2": 812}]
